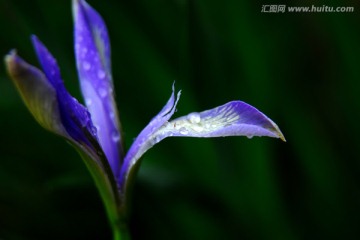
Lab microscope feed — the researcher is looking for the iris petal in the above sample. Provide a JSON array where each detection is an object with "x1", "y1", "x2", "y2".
[
  {"x1": 119, "y1": 96, "x2": 284, "y2": 190},
  {"x1": 5, "y1": 51, "x2": 67, "y2": 137},
  {"x1": 5, "y1": 47, "x2": 121, "y2": 223},
  {"x1": 31, "y1": 36, "x2": 98, "y2": 149},
  {"x1": 73, "y1": 0, "x2": 122, "y2": 177},
  {"x1": 119, "y1": 85, "x2": 181, "y2": 189},
  {"x1": 157, "y1": 101, "x2": 285, "y2": 141}
]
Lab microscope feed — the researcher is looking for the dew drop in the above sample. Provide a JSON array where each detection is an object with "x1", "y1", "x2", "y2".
[
  {"x1": 99, "y1": 88, "x2": 107, "y2": 98},
  {"x1": 247, "y1": 135, "x2": 253, "y2": 139},
  {"x1": 83, "y1": 61, "x2": 91, "y2": 71},
  {"x1": 192, "y1": 125, "x2": 203, "y2": 132},
  {"x1": 112, "y1": 131, "x2": 120, "y2": 142},
  {"x1": 109, "y1": 111, "x2": 115, "y2": 120},
  {"x1": 97, "y1": 70, "x2": 106, "y2": 79},
  {"x1": 187, "y1": 112, "x2": 201, "y2": 124},
  {"x1": 179, "y1": 127, "x2": 188, "y2": 135},
  {"x1": 85, "y1": 98, "x2": 92, "y2": 106},
  {"x1": 153, "y1": 136, "x2": 161, "y2": 144},
  {"x1": 80, "y1": 117, "x2": 89, "y2": 127},
  {"x1": 94, "y1": 124, "x2": 100, "y2": 132},
  {"x1": 72, "y1": 97, "x2": 79, "y2": 104},
  {"x1": 91, "y1": 126, "x2": 97, "y2": 135}
]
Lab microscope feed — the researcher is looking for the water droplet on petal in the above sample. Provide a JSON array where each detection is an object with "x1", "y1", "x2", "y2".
[
  {"x1": 112, "y1": 131, "x2": 120, "y2": 142},
  {"x1": 153, "y1": 136, "x2": 161, "y2": 144},
  {"x1": 192, "y1": 125, "x2": 203, "y2": 132},
  {"x1": 97, "y1": 70, "x2": 106, "y2": 79},
  {"x1": 99, "y1": 88, "x2": 107, "y2": 98},
  {"x1": 109, "y1": 111, "x2": 115, "y2": 120},
  {"x1": 91, "y1": 126, "x2": 97, "y2": 135},
  {"x1": 247, "y1": 135, "x2": 253, "y2": 139},
  {"x1": 94, "y1": 124, "x2": 100, "y2": 132},
  {"x1": 83, "y1": 61, "x2": 91, "y2": 71},
  {"x1": 187, "y1": 112, "x2": 201, "y2": 124},
  {"x1": 179, "y1": 127, "x2": 188, "y2": 135},
  {"x1": 85, "y1": 98, "x2": 92, "y2": 106}
]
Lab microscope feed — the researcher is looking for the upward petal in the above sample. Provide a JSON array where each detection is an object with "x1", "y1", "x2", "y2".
[
  {"x1": 119, "y1": 85, "x2": 181, "y2": 190},
  {"x1": 31, "y1": 36, "x2": 98, "y2": 149},
  {"x1": 5, "y1": 46, "x2": 121, "y2": 223},
  {"x1": 73, "y1": 0, "x2": 123, "y2": 178}
]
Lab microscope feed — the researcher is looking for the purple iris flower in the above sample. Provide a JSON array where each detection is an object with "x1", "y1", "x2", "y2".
[{"x1": 4, "y1": 0, "x2": 284, "y2": 236}]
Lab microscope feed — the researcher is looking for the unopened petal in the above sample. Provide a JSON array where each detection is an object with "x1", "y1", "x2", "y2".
[
  {"x1": 73, "y1": 0, "x2": 123, "y2": 177},
  {"x1": 4, "y1": 50, "x2": 67, "y2": 137}
]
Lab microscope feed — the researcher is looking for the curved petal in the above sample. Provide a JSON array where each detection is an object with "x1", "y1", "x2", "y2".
[
  {"x1": 73, "y1": 0, "x2": 123, "y2": 177},
  {"x1": 156, "y1": 101, "x2": 285, "y2": 140},
  {"x1": 119, "y1": 85, "x2": 181, "y2": 189},
  {"x1": 119, "y1": 99, "x2": 285, "y2": 190}
]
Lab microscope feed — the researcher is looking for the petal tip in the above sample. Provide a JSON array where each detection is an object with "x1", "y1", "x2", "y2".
[
  {"x1": 270, "y1": 123, "x2": 286, "y2": 142},
  {"x1": 4, "y1": 49, "x2": 17, "y2": 66},
  {"x1": 30, "y1": 35, "x2": 42, "y2": 49},
  {"x1": 5, "y1": 50, "x2": 27, "y2": 79},
  {"x1": 72, "y1": 0, "x2": 87, "y2": 14},
  {"x1": 277, "y1": 130, "x2": 286, "y2": 142}
]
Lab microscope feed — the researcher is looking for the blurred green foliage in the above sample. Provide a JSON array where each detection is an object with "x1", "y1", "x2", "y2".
[{"x1": 1, "y1": 0, "x2": 360, "y2": 239}]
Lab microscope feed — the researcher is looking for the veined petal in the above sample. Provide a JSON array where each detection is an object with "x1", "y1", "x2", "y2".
[
  {"x1": 73, "y1": 0, "x2": 123, "y2": 177},
  {"x1": 73, "y1": 0, "x2": 111, "y2": 74},
  {"x1": 157, "y1": 101, "x2": 285, "y2": 141},
  {"x1": 5, "y1": 50, "x2": 67, "y2": 137},
  {"x1": 119, "y1": 98, "x2": 284, "y2": 190},
  {"x1": 31, "y1": 35, "x2": 98, "y2": 149},
  {"x1": 119, "y1": 86, "x2": 181, "y2": 190},
  {"x1": 5, "y1": 47, "x2": 121, "y2": 224}
]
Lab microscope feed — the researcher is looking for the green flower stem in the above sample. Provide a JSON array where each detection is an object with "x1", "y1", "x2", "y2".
[
  {"x1": 74, "y1": 146, "x2": 129, "y2": 239},
  {"x1": 112, "y1": 219, "x2": 130, "y2": 240}
]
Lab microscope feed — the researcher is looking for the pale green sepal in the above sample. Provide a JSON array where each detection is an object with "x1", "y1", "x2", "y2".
[{"x1": 4, "y1": 50, "x2": 68, "y2": 137}]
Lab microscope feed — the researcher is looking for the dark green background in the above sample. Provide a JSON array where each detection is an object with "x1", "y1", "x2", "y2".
[{"x1": 1, "y1": 0, "x2": 359, "y2": 239}]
